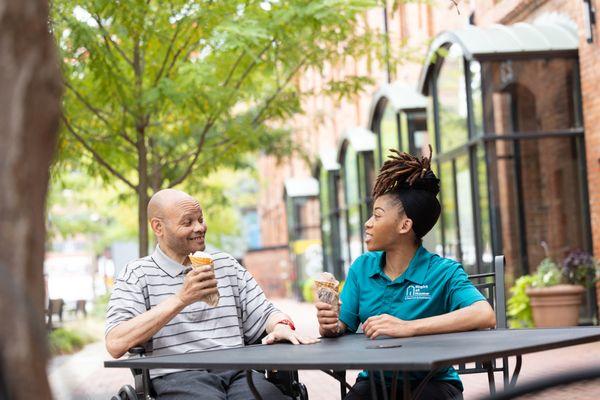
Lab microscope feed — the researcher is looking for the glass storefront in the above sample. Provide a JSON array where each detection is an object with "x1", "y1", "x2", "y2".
[{"x1": 423, "y1": 31, "x2": 590, "y2": 282}]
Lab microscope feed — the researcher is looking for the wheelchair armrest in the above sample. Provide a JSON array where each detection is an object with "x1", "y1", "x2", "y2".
[{"x1": 128, "y1": 346, "x2": 146, "y2": 356}]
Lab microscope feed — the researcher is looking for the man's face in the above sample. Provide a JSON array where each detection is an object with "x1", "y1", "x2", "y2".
[{"x1": 160, "y1": 198, "x2": 207, "y2": 257}]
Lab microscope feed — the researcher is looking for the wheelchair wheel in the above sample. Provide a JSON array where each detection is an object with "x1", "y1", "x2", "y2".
[
  {"x1": 114, "y1": 384, "x2": 139, "y2": 400},
  {"x1": 295, "y1": 382, "x2": 309, "y2": 400}
]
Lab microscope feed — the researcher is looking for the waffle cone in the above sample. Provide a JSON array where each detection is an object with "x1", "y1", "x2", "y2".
[
  {"x1": 187, "y1": 256, "x2": 219, "y2": 307},
  {"x1": 314, "y1": 281, "x2": 339, "y2": 310},
  {"x1": 315, "y1": 280, "x2": 338, "y2": 291},
  {"x1": 188, "y1": 256, "x2": 213, "y2": 266}
]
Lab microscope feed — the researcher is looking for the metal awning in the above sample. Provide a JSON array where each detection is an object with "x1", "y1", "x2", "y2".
[
  {"x1": 284, "y1": 177, "x2": 319, "y2": 198},
  {"x1": 319, "y1": 148, "x2": 340, "y2": 171},
  {"x1": 338, "y1": 127, "x2": 376, "y2": 156},
  {"x1": 419, "y1": 18, "x2": 579, "y2": 94},
  {"x1": 371, "y1": 81, "x2": 427, "y2": 113}
]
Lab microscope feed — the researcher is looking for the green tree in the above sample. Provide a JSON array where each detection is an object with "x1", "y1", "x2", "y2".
[
  {"x1": 47, "y1": 168, "x2": 257, "y2": 256},
  {"x1": 51, "y1": 0, "x2": 381, "y2": 256}
]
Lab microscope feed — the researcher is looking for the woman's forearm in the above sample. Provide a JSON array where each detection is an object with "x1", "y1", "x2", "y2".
[
  {"x1": 410, "y1": 300, "x2": 496, "y2": 336},
  {"x1": 319, "y1": 320, "x2": 347, "y2": 337}
]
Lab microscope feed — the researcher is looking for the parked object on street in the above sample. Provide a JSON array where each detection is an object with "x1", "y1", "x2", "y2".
[{"x1": 47, "y1": 298, "x2": 65, "y2": 331}]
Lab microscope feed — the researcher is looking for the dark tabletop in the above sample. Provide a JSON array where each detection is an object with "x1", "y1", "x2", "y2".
[{"x1": 105, "y1": 327, "x2": 600, "y2": 371}]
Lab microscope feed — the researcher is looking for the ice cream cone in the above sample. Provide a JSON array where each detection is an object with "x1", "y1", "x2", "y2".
[
  {"x1": 188, "y1": 251, "x2": 219, "y2": 307},
  {"x1": 314, "y1": 272, "x2": 339, "y2": 311}
]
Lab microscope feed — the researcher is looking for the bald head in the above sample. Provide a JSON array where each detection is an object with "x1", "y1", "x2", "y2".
[
  {"x1": 148, "y1": 189, "x2": 207, "y2": 261},
  {"x1": 147, "y1": 189, "x2": 196, "y2": 221}
]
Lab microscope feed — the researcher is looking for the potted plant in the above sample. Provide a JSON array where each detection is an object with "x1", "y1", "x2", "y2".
[
  {"x1": 525, "y1": 255, "x2": 585, "y2": 327},
  {"x1": 562, "y1": 250, "x2": 600, "y2": 320}
]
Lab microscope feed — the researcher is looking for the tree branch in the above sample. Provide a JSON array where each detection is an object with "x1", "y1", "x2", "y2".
[
  {"x1": 153, "y1": 20, "x2": 183, "y2": 85},
  {"x1": 92, "y1": 14, "x2": 135, "y2": 67},
  {"x1": 163, "y1": 26, "x2": 198, "y2": 79},
  {"x1": 64, "y1": 81, "x2": 136, "y2": 147},
  {"x1": 232, "y1": 41, "x2": 272, "y2": 91},
  {"x1": 167, "y1": 118, "x2": 216, "y2": 187},
  {"x1": 221, "y1": 50, "x2": 247, "y2": 88},
  {"x1": 61, "y1": 116, "x2": 138, "y2": 190},
  {"x1": 252, "y1": 57, "x2": 307, "y2": 126}
]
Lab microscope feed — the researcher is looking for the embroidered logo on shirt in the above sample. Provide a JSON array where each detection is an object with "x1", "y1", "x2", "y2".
[{"x1": 405, "y1": 284, "x2": 431, "y2": 300}]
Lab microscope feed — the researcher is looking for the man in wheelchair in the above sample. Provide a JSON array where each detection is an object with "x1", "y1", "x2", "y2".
[{"x1": 106, "y1": 189, "x2": 318, "y2": 399}]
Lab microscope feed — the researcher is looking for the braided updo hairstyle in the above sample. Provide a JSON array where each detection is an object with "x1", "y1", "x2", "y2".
[{"x1": 372, "y1": 145, "x2": 441, "y2": 244}]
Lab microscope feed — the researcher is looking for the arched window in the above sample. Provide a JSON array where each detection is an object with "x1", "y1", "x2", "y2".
[
  {"x1": 315, "y1": 150, "x2": 343, "y2": 279},
  {"x1": 337, "y1": 128, "x2": 376, "y2": 273},
  {"x1": 419, "y1": 19, "x2": 591, "y2": 294},
  {"x1": 283, "y1": 177, "x2": 321, "y2": 296},
  {"x1": 369, "y1": 82, "x2": 429, "y2": 169}
]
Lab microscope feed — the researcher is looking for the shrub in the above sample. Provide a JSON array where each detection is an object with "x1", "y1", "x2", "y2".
[
  {"x1": 90, "y1": 293, "x2": 111, "y2": 319},
  {"x1": 507, "y1": 275, "x2": 535, "y2": 328},
  {"x1": 48, "y1": 327, "x2": 95, "y2": 355},
  {"x1": 533, "y1": 258, "x2": 562, "y2": 287},
  {"x1": 301, "y1": 279, "x2": 315, "y2": 303},
  {"x1": 562, "y1": 250, "x2": 598, "y2": 287}
]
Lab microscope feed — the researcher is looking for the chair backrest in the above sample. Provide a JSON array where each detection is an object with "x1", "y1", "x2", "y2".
[
  {"x1": 468, "y1": 255, "x2": 507, "y2": 329},
  {"x1": 456, "y1": 255, "x2": 507, "y2": 378},
  {"x1": 46, "y1": 298, "x2": 65, "y2": 331}
]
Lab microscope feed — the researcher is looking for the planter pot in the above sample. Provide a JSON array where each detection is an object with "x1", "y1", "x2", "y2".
[{"x1": 526, "y1": 284, "x2": 585, "y2": 327}]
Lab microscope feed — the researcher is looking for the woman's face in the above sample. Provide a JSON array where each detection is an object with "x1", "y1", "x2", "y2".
[{"x1": 364, "y1": 194, "x2": 412, "y2": 252}]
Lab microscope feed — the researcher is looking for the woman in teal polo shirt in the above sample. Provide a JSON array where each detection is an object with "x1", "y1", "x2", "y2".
[{"x1": 316, "y1": 148, "x2": 496, "y2": 399}]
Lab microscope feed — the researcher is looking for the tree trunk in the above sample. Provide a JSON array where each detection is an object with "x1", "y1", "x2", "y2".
[
  {"x1": 0, "y1": 0, "x2": 62, "y2": 399},
  {"x1": 137, "y1": 127, "x2": 149, "y2": 257},
  {"x1": 138, "y1": 185, "x2": 149, "y2": 257}
]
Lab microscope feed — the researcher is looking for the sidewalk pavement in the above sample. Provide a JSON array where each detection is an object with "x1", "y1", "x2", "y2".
[{"x1": 48, "y1": 299, "x2": 600, "y2": 399}]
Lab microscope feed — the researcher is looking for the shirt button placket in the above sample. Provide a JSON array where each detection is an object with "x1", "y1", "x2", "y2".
[{"x1": 383, "y1": 282, "x2": 393, "y2": 314}]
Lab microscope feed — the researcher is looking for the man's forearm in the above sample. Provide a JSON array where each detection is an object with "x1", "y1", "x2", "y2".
[
  {"x1": 410, "y1": 300, "x2": 496, "y2": 336},
  {"x1": 106, "y1": 295, "x2": 186, "y2": 358}
]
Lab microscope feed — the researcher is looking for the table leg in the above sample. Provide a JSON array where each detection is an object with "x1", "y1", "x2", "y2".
[
  {"x1": 510, "y1": 355, "x2": 522, "y2": 387},
  {"x1": 391, "y1": 371, "x2": 399, "y2": 399},
  {"x1": 403, "y1": 372, "x2": 411, "y2": 400},
  {"x1": 245, "y1": 370, "x2": 263, "y2": 400},
  {"x1": 483, "y1": 360, "x2": 496, "y2": 395},
  {"x1": 368, "y1": 371, "x2": 378, "y2": 400},
  {"x1": 378, "y1": 370, "x2": 389, "y2": 400},
  {"x1": 410, "y1": 369, "x2": 438, "y2": 400}
]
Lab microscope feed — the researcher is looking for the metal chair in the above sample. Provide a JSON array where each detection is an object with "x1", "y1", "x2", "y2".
[
  {"x1": 455, "y1": 255, "x2": 518, "y2": 396},
  {"x1": 46, "y1": 298, "x2": 64, "y2": 331}
]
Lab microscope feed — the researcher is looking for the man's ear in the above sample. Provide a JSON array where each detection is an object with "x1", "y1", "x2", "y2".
[{"x1": 150, "y1": 217, "x2": 163, "y2": 237}]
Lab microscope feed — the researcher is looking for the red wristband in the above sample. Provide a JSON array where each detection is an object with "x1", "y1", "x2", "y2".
[{"x1": 276, "y1": 319, "x2": 296, "y2": 331}]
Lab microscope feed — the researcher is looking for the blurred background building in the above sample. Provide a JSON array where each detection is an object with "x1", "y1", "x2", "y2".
[{"x1": 243, "y1": 0, "x2": 600, "y2": 313}]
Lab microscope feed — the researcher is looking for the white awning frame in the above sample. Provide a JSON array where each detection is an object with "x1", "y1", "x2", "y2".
[
  {"x1": 337, "y1": 127, "x2": 377, "y2": 157},
  {"x1": 418, "y1": 18, "x2": 579, "y2": 95},
  {"x1": 283, "y1": 177, "x2": 319, "y2": 198}
]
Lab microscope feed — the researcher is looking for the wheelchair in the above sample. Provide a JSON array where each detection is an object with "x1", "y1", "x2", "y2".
[{"x1": 111, "y1": 337, "x2": 309, "y2": 400}]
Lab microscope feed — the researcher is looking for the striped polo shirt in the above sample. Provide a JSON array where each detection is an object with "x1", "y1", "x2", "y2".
[{"x1": 105, "y1": 245, "x2": 279, "y2": 378}]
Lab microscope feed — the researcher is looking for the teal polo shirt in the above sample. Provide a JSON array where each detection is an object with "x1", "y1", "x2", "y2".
[{"x1": 339, "y1": 246, "x2": 486, "y2": 388}]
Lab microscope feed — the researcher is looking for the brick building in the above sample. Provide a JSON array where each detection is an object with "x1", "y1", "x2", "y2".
[{"x1": 243, "y1": 0, "x2": 600, "y2": 305}]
